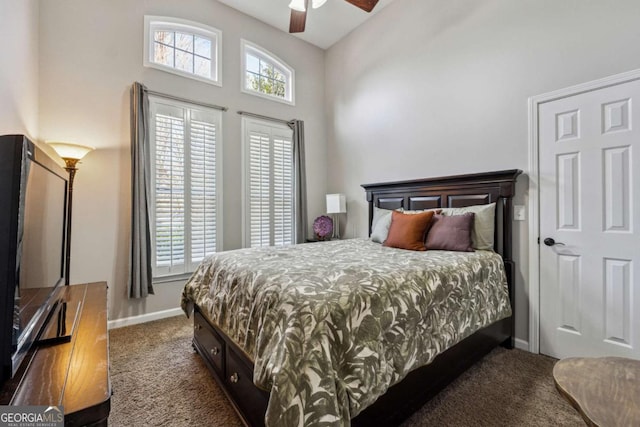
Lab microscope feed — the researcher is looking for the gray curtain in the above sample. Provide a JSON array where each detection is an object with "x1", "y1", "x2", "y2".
[
  {"x1": 129, "y1": 82, "x2": 154, "y2": 298},
  {"x1": 288, "y1": 120, "x2": 307, "y2": 244}
]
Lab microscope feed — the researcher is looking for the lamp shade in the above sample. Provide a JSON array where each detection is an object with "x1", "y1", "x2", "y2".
[
  {"x1": 326, "y1": 194, "x2": 346, "y2": 214},
  {"x1": 288, "y1": 0, "x2": 306, "y2": 12},
  {"x1": 312, "y1": 0, "x2": 327, "y2": 8},
  {"x1": 46, "y1": 141, "x2": 95, "y2": 160}
]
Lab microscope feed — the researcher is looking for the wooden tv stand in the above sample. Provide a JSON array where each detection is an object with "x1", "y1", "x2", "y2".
[{"x1": 0, "y1": 282, "x2": 111, "y2": 426}]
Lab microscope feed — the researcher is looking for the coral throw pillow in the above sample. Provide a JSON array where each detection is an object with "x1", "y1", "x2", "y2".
[{"x1": 383, "y1": 210, "x2": 435, "y2": 251}]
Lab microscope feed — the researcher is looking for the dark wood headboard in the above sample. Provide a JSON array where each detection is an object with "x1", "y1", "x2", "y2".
[
  {"x1": 361, "y1": 169, "x2": 521, "y2": 256},
  {"x1": 361, "y1": 169, "x2": 522, "y2": 335}
]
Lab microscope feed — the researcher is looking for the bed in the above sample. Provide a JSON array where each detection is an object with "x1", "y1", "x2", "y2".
[{"x1": 181, "y1": 169, "x2": 522, "y2": 427}]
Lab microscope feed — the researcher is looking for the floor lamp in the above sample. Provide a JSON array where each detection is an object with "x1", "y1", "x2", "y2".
[
  {"x1": 326, "y1": 194, "x2": 346, "y2": 240},
  {"x1": 47, "y1": 142, "x2": 95, "y2": 286}
]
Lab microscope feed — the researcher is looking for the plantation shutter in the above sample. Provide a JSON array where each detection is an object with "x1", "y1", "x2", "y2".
[
  {"x1": 150, "y1": 97, "x2": 221, "y2": 277},
  {"x1": 273, "y1": 133, "x2": 294, "y2": 246},
  {"x1": 244, "y1": 118, "x2": 294, "y2": 248},
  {"x1": 189, "y1": 110, "x2": 218, "y2": 271},
  {"x1": 152, "y1": 103, "x2": 185, "y2": 276},
  {"x1": 249, "y1": 129, "x2": 271, "y2": 247}
]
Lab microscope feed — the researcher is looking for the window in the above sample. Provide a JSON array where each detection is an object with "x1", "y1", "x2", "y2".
[
  {"x1": 149, "y1": 96, "x2": 222, "y2": 277},
  {"x1": 241, "y1": 40, "x2": 295, "y2": 105},
  {"x1": 144, "y1": 16, "x2": 222, "y2": 86},
  {"x1": 242, "y1": 117, "x2": 295, "y2": 247}
]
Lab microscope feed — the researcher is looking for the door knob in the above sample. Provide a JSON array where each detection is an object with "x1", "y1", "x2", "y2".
[{"x1": 543, "y1": 238, "x2": 565, "y2": 247}]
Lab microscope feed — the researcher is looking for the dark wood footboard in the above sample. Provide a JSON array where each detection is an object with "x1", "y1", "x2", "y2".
[{"x1": 191, "y1": 169, "x2": 521, "y2": 426}]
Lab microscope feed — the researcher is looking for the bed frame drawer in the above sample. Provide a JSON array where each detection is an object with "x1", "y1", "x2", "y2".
[
  {"x1": 194, "y1": 312, "x2": 225, "y2": 376},
  {"x1": 225, "y1": 346, "x2": 269, "y2": 427}
]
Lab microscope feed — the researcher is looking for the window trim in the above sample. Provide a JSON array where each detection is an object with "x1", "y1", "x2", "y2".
[
  {"x1": 240, "y1": 39, "x2": 295, "y2": 106},
  {"x1": 241, "y1": 116, "x2": 295, "y2": 248},
  {"x1": 144, "y1": 16, "x2": 223, "y2": 87},
  {"x1": 148, "y1": 95, "x2": 224, "y2": 279}
]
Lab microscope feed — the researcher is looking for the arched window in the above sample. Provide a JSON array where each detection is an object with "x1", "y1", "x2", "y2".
[
  {"x1": 144, "y1": 16, "x2": 222, "y2": 86},
  {"x1": 241, "y1": 40, "x2": 295, "y2": 105}
]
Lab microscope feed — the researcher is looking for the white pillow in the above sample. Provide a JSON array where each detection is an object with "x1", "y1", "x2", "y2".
[
  {"x1": 372, "y1": 207, "x2": 389, "y2": 231},
  {"x1": 441, "y1": 203, "x2": 496, "y2": 250},
  {"x1": 371, "y1": 212, "x2": 393, "y2": 243},
  {"x1": 371, "y1": 207, "x2": 400, "y2": 243}
]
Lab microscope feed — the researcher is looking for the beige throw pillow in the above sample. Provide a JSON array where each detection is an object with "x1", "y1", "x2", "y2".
[{"x1": 441, "y1": 203, "x2": 496, "y2": 250}]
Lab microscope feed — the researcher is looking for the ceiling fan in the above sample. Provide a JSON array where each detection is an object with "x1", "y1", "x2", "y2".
[{"x1": 288, "y1": 0, "x2": 379, "y2": 33}]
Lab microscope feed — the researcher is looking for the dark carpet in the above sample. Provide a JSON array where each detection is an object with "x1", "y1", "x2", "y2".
[{"x1": 108, "y1": 316, "x2": 584, "y2": 426}]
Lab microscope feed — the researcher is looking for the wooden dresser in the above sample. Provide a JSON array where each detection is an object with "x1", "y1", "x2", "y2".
[{"x1": 0, "y1": 282, "x2": 111, "y2": 426}]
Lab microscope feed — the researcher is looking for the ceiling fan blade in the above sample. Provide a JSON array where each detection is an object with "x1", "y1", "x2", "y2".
[
  {"x1": 289, "y1": 9, "x2": 307, "y2": 33},
  {"x1": 344, "y1": 0, "x2": 379, "y2": 13}
]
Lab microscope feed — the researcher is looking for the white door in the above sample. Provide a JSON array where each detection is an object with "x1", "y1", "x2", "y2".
[{"x1": 539, "y1": 78, "x2": 640, "y2": 360}]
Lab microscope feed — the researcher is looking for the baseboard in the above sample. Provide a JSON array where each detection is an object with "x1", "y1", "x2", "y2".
[
  {"x1": 514, "y1": 338, "x2": 529, "y2": 351},
  {"x1": 108, "y1": 307, "x2": 183, "y2": 330}
]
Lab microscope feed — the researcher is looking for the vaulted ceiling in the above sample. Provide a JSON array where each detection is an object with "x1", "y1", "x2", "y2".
[{"x1": 217, "y1": 0, "x2": 396, "y2": 49}]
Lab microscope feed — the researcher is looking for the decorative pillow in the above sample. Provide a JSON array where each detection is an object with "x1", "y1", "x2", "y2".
[
  {"x1": 371, "y1": 207, "x2": 394, "y2": 232},
  {"x1": 371, "y1": 211, "x2": 393, "y2": 243},
  {"x1": 383, "y1": 210, "x2": 435, "y2": 251},
  {"x1": 371, "y1": 207, "x2": 403, "y2": 243},
  {"x1": 425, "y1": 213, "x2": 475, "y2": 252},
  {"x1": 441, "y1": 203, "x2": 495, "y2": 250},
  {"x1": 403, "y1": 209, "x2": 441, "y2": 237}
]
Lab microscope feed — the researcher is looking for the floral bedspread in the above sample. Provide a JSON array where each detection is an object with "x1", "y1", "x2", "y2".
[{"x1": 181, "y1": 238, "x2": 511, "y2": 427}]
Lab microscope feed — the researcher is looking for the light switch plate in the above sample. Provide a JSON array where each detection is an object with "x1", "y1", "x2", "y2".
[{"x1": 514, "y1": 205, "x2": 526, "y2": 221}]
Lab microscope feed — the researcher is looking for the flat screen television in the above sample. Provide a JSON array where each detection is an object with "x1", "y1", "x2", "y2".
[{"x1": 0, "y1": 134, "x2": 68, "y2": 386}]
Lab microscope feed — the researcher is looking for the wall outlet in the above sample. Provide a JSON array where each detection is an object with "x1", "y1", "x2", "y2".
[{"x1": 514, "y1": 205, "x2": 526, "y2": 221}]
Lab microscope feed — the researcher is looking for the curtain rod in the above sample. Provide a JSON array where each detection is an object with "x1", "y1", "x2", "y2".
[
  {"x1": 145, "y1": 89, "x2": 228, "y2": 112},
  {"x1": 237, "y1": 110, "x2": 291, "y2": 125}
]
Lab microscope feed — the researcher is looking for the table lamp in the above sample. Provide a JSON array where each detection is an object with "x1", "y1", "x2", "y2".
[{"x1": 326, "y1": 193, "x2": 346, "y2": 240}]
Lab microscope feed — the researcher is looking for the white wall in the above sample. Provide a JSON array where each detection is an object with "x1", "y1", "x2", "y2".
[
  {"x1": 325, "y1": 0, "x2": 640, "y2": 343},
  {"x1": 38, "y1": 0, "x2": 327, "y2": 321},
  {"x1": 0, "y1": 0, "x2": 39, "y2": 139}
]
